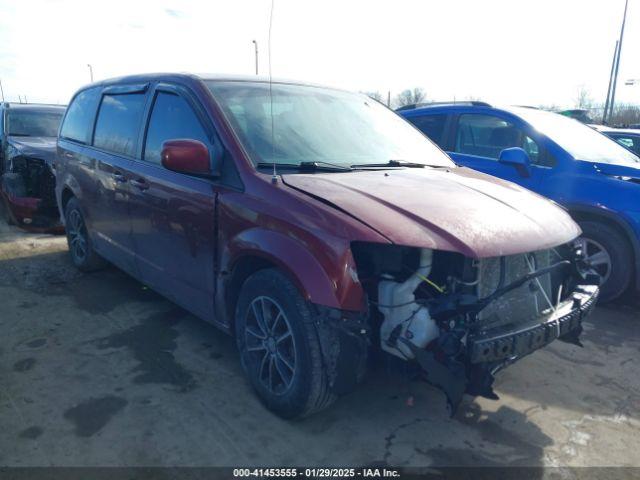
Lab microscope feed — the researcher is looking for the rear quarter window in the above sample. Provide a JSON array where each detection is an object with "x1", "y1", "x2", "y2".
[
  {"x1": 93, "y1": 93, "x2": 146, "y2": 157},
  {"x1": 60, "y1": 87, "x2": 101, "y2": 144},
  {"x1": 407, "y1": 114, "x2": 447, "y2": 147}
]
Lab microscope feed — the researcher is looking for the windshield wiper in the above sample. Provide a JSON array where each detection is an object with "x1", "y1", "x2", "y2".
[
  {"x1": 300, "y1": 160, "x2": 353, "y2": 171},
  {"x1": 352, "y1": 159, "x2": 426, "y2": 168},
  {"x1": 256, "y1": 161, "x2": 353, "y2": 172}
]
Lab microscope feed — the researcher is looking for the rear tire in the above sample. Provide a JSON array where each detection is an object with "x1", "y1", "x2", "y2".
[
  {"x1": 578, "y1": 221, "x2": 632, "y2": 302},
  {"x1": 64, "y1": 197, "x2": 107, "y2": 272},
  {"x1": 235, "y1": 269, "x2": 336, "y2": 419}
]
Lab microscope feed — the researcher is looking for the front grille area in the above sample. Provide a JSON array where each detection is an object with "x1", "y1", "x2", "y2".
[
  {"x1": 476, "y1": 249, "x2": 558, "y2": 330},
  {"x1": 468, "y1": 285, "x2": 599, "y2": 363}
]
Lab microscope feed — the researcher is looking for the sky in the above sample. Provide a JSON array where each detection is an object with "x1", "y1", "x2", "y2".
[{"x1": 0, "y1": 0, "x2": 638, "y2": 108}]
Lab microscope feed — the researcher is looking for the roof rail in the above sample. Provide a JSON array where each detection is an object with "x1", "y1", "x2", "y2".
[
  {"x1": 395, "y1": 101, "x2": 491, "y2": 112},
  {"x1": 1, "y1": 101, "x2": 65, "y2": 108}
]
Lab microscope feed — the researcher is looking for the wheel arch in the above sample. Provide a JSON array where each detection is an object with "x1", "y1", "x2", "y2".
[
  {"x1": 224, "y1": 253, "x2": 279, "y2": 329},
  {"x1": 221, "y1": 228, "x2": 364, "y2": 330},
  {"x1": 60, "y1": 187, "x2": 75, "y2": 213},
  {"x1": 567, "y1": 204, "x2": 640, "y2": 290}
]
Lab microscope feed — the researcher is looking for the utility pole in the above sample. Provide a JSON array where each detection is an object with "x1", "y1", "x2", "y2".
[
  {"x1": 603, "y1": 40, "x2": 619, "y2": 124},
  {"x1": 608, "y1": 0, "x2": 629, "y2": 125},
  {"x1": 87, "y1": 64, "x2": 94, "y2": 82},
  {"x1": 387, "y1": 90, "x2": 391, "y2": 107},
  {"x1": 252, "y1": 40, "x2": 259, "y2": 75}
]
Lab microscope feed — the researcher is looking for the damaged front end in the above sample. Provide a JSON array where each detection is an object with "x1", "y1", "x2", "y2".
[
  {"x1": 351, "y1": 241, "x2": 599, "y2": 415},
  {"x1": 1, "y1": 154, "x2": 61, "y2": 232}
]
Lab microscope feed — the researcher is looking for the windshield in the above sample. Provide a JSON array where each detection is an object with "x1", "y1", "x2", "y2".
[
  {"x1": 512, "y1": 107, "x2": 639, "y2": 164},
  {"x1": 206, "y1": 81, "x2": 454, "y2": 168},
  {"x1": 7, "y1": 110, "x2": 64, "y2": 137}
]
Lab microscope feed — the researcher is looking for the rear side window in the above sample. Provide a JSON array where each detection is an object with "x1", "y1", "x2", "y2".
[
  {"x1": 143, "y1": 92, "x2": 209, "y2": 165},
  {"x1": 407, "y1": 114, "x2": 446, "y2": 147},
  {"x1": 93, "y1": 93, "x2": 146, "y2": 157},
  {"x1": 60, "y1": 87, "x2": 101, "y2": 143}
]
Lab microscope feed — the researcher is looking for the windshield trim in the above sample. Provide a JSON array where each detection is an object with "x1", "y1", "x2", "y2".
[
  {"x1": 206, "y1": 80, "x2": 456, "y2": 170},
  {"x1": 506, "y1": 106, "x2": 640, "y2": 165},
  {"x1": 6, "y1": 110, "x2": 64, "y2": 138}
]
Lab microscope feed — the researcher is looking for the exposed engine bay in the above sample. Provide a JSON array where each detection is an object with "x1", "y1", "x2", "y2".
[{"x1": 351, "y1": 241, "x2": 599, "y2": 414}]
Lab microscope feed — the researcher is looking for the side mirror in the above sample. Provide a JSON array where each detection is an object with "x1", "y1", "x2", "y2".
[
  {"x1": 161, "y1": 139, "x2": 216, "y2": 177},
  {"x1": 499, "y1": 147, "x2": 531, "y2": 178}
]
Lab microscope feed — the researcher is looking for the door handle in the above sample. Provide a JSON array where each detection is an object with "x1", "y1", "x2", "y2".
[
  {"x1": 112, "y1": 172, "x2": 127, "y2": 183},
  {"x1": 130, "y1": 178, "x2": 149, "y2": 191}
]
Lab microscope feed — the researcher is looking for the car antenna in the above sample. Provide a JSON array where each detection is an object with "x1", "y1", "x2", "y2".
[{"x1": 268, "y1": 0, "x2": 277, "y2": 184}]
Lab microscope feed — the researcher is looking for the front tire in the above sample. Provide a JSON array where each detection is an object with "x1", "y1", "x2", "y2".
[
  {"x1": 64, "y1": 197, "x2": 107, "y2": 272},
  {"x1": 578, "y1": 221, "x2": 632, "y2": 302},
  {"x1": 235, "y1": 269, "x2": 336, "y2": 419}
]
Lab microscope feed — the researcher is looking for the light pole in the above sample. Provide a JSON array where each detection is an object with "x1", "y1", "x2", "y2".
[
  {"x1": 252, "y1": 40, "x2": 258, "y2": 75},
  {"x1": 607, "y1": 0, "x2": 629, "y2": 124},
  {"x1": 87, "y1": 64, "x2": 94, "y2": 82},
  {"x1": 603, "y1": 41, "x2": 619, "y2": 125}
]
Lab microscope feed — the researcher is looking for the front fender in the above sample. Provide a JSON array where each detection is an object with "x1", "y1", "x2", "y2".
[{"x1": 223, "y1": 227, "x2": 365, "y2": 311}]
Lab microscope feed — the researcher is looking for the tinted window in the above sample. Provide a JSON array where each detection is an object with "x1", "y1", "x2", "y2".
[
  {"x1": 407, "y1": 114, "x2": 446, "y2": 147},
  {"x1": 93, "y1": 93, "x2": 146, "y2": 157},
  {"x1": 455, "y1": 114, "x2": 541, "y2": 164},
  {"x1": 144, "y1": 92, "x2": 209, "y2": 164},
  {"x1": 7, "y1": 110, "x2": 64, "y2": 137},
  {"x1": 60, "y1": 88, "x2": 101, "y2": 143}
]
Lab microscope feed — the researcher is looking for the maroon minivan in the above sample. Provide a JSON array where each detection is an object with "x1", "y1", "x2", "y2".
[{"x1": 56, "y1": 74, "x2": 598, "y2": 418}]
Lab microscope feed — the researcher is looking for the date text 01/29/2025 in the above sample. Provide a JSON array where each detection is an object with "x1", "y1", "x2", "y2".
[{"x1": 233, "y1": 468, "x2": 401, "y2": 478}]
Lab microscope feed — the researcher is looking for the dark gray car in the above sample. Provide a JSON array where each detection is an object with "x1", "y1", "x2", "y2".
[{"x1": 0, "y1": 102, "x2": 65, "y2": 229}]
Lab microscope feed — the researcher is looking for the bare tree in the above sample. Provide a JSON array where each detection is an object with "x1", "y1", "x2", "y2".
[
  {"x1": 536, "y1": 104, "x2": 561, "y2": 112},
  {"x1": 574, "y1": 85, "x2": 594, "y2": 110},
  {"x1": 361, "y1": 91, "x2": 384, "y2": 103},
  {"x1": 394, "y1": 87, "x2": 426, "y2": 108},
  {"x1": 609, "y1": 104, "x2": 640, "y2": 126}
]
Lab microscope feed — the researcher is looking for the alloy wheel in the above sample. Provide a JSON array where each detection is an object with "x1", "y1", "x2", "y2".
[
  {"x1": 244, "y1": 295, "x2": 297, "y2": 395},
  {"x1": 578, "y1": 236, "x2": 612, "y2": 284},
  {"x1": 67, "y1": 209, "x2": 88, "y2": 263}
]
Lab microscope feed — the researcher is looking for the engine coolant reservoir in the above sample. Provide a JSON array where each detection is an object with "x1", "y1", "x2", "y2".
[{"x1": 378, "y1": 249, "x2": 440, "y2": 359}]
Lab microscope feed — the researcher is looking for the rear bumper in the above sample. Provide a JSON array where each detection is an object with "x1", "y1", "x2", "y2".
[{"x1": 468, "y1": 285, "x2": 599, "y2": 364}]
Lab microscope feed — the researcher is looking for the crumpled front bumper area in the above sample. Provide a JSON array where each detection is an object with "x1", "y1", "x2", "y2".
[
  {"x1": 1, "y1": 171, "x2": 62, "y2": 232},
  {"x1": 468, "y1": 285, "x2": 598, "y2": 363},
  {"x1": 408, "y1": 284, "x2": 599, "y2": 416}
]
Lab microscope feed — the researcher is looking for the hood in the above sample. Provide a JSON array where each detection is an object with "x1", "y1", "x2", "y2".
[
  {"x1": 587, "y1": 160, "x2": 640, "y2": 180},
  {"x1": 7, "y1": 136, "x2": 57, "y2": 165},
  {"x1": 282, "y1": 167, "x2": 580, "y2": 258}
]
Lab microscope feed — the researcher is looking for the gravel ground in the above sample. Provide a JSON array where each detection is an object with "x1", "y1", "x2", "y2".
[{"x1": 0, "y1": 215, "x2": 639, "y2": 471}]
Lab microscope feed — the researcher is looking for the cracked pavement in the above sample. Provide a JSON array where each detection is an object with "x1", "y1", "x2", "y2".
[{"x1": 0, "y1": 217, "x2": 639, "y2": 469}]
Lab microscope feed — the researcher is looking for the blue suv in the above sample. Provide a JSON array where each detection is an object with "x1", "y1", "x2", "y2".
[{"x1": 399, "y1": 102, "x2": 640, "y2": 301}]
